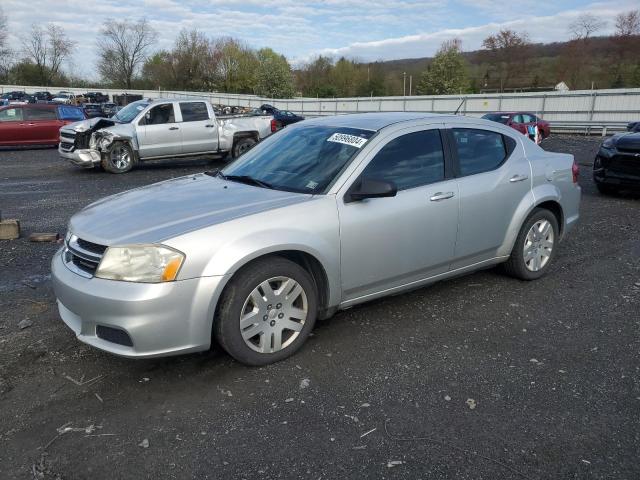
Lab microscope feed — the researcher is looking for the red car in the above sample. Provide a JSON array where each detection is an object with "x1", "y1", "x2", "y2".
[
  {"x1": 0, "y1": 104, "x2": 85, "y2": 147},
  {"x1": 482, "y1": 112, "x2": 550, "y2": 140}
]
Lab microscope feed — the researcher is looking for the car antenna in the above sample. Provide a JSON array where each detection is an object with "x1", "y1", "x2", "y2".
[{"x1": 454, "y1": 97, "x2": 465, "y2": 115}]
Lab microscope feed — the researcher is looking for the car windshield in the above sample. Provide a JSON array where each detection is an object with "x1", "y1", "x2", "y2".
[
  {"x1": 221, "y1": 125, "x2": 375, "y2": 194},
  {"x1": 482, "y1": 113, "x2": 510, "y2": 124},
  {"x1": 112, "y1": 100, "x2": 149, "y2": 123}
]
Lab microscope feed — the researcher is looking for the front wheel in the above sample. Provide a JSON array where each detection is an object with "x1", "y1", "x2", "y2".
[
  {"x1": 101, "y1": 142, "x2": 134, "y2": 174},
  {"x1": 503, "y1": 208, "x2": 559, "y2": 280},
  {"x1": 214, "y1": 257, "x2": 317, "y2": 366}
]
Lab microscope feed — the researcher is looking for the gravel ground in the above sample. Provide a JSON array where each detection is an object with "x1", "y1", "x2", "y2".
[{"x1": 0, "y1": 136, "x2": 638, "y2": 480}]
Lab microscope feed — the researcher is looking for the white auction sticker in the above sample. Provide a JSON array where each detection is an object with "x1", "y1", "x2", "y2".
[{"x1": 327, "y1": 133, "x2": 368, "y2": 148}]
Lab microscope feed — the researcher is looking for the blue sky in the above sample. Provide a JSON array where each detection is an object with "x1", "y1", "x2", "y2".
[{"x1": 2, "y1": 0, "x2": 638, "y2": 79}]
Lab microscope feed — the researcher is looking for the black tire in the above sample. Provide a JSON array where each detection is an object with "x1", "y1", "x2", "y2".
[
  {"x1": 596, "y1": 182, "x2": 617, "y2": 196},
  {"x1": 214, "y1": 256, "x2": 317, "y2": 366},
  {"x1": 101, "y1": 141, "x2": 135, "y2": 174},
  {"x1": 232, "y1": 137, "x2": 257, "y2": 158},
  {"x1": 503, "y1": 208, "x2": 559, "y2": 281}
]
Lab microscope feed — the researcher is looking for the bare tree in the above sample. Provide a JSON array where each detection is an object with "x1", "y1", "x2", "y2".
[
  {"x1": 0, "y1": 7, "x2": 13, "y2": 82},
  {"x1": 22, "y1": 23, "x2": 74, "y2": 85},
  {"x1": 615, "y1": 10, "x2": 640, "y2": 36},
  {"x1": 482, "y1": 30, "x2": 530, "y2": 90},
  {"x1": 97, "y1": 18, "x2": 158, "y2": 88},
  {"x1": 568, "y1": 13, "x2": 606, "y2": 40}
]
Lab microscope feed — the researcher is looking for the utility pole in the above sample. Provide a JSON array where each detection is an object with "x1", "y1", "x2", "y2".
[
  {"x1": 403, "y1": 72, "x2": 406, "y2": 96},
  {"x1": 409, "y1": 75, "x2": 412, "y2": 96}
]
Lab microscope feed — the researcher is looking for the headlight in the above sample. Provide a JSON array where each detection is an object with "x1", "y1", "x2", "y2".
[
  {"x1": 601, "y1": 137, "x2": 616, "y2": 149},
  {"x1": 95, "y1": 245, "x2": 185, "y2": 283}
]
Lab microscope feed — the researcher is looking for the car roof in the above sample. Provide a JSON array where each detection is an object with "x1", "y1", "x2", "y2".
[
  {"x1": 301, "y1": 112, "x2": 478, "y2": 131},
  {"x1": 0, "y1": 103, "x2": 59, "y2": 110}
]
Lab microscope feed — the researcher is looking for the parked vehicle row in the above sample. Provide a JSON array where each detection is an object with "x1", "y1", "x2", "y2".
[
  {"x1": 51, "y1": 112, "x2": 581, "y2": 365},
  {"x1": 58, "y1": 98, "x2": 276, "y2": 173}
]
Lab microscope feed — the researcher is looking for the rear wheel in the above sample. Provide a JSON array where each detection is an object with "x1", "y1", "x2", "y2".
[
  {"x1": 503, "y1": 208, "x2": 559, "y2": 280},
  {"x1": 232, "y1": 137, "x2": 257, "y2": 158},
  {"x1": 101, "y1": 142, "x2": 134, "y2": 174},
  {"x1": 214, "y1": 257, "x2": 317, "y2": 366}
]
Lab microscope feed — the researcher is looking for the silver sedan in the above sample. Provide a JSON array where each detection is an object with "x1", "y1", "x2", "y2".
[{"x1": 52, "y1": 113, "x2": 581, "y2": 365}]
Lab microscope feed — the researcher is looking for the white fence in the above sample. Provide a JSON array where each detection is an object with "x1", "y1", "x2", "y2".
[{"x1": 4, "y1": 84, "x2": 639, "y2": 134}]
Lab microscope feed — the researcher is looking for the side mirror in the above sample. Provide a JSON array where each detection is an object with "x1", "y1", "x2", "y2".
[{"x1": 345, "y1": 178, "x2": 397, "y2": 203}]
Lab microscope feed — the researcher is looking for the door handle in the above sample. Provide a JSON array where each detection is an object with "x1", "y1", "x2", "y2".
[
  {"x1": 430, "y1": 191, "x2": 455, "y2": 202},
  {"x1": 169, "y1": 126, "x2": 179, "y2": 130},
  {"x1": 509, "y1": 174, "x2": 528, "y2": 183},
  {"x1": 205, "y1": 124, "x2": 214, "y2": 128}
]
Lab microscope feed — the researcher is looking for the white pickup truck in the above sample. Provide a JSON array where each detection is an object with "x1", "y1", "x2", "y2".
[{"x1": 59, "y1": 98, "x2": 276, "y2": 173}]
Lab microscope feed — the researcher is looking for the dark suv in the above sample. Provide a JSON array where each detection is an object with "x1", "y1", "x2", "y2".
[{"x1": 593, "y1": 132, "x2": 640, "y2": 194}]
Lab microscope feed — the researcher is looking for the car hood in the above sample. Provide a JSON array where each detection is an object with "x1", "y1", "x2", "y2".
[
  {"x1": 615, "y1": 132, "x2": 640, "y2": 151},
  {"x1": 69, "y1": 174, "x2": 312, "y2": 245},
  {"x1": 62, "y1": 117, "x2": 123, "y2": 133}
]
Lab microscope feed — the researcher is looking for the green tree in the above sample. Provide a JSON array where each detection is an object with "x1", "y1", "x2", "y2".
[
  {"x1": 416, "y1": 40, "x2": 469, "y2": 95},
  {"x1": 254, "y1": 47, "x2": 295, "y2": 98}
]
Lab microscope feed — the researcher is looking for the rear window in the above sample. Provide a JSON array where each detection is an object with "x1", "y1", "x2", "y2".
[
  {"x1": 452, "y1": 128, "x2": 510, "y2": 176},
  {"x1": 58, "y1": 106, "x2": 85, "y2": 121},
  {"x1": 26, "y1": 107, "x2": 57, "y2": 121},
  {"x1": 482, "y1": 113, "x2": 510, "y2": 124},
  {"x1": 0, "y1": 108, "x2": 23, "y2": 122},
  {"x1": 180, "y1": 102, "x2": 209, "y2": 122}
]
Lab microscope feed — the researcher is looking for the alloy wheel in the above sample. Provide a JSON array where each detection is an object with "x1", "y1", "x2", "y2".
[
  {"x1": 523, "y1": 219, "x2": 554, "y2": 272},
  {"x1": 239, "y1": 276, "x2": 308, "y2": 353},
  {"x1": 110, "y1": 145, "x2": 131, "y2": 171}
]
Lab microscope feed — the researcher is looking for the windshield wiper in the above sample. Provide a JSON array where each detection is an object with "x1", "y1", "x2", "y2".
[{"x1": 222, "y1": 174, "x2": 274, "y2": 190}]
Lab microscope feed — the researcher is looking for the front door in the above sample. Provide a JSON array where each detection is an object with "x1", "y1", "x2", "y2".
[
  {"x1": 179, "y1": 102, "x2": 218, "y2": 154},
  {"x1": 137, "y1": 103, "x2": 182, "y2": 158},
  {"x1": 338, "y1": 126, "x2": 459, "y2": 303},
  {"x1": 445, "y1": 124, "x2": 533, "y2": 268},
  {"x1": 25, "y1": 107, "x2": 61, "y2": 144}
]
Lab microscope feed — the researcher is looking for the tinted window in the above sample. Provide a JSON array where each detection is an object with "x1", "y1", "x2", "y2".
[
  {"x1": 144, "y1": 104, "x2": 175, "y2": 125},
  {"x1": 222, "y1": 125, "x2": 374, "y2": 193},
  {"x1": 26, "y1": 107, "x2": 57, "y2": 121},
  {"x1": 452, "y1": 129, "x2": 508, "y2": 176},
  {"x1": 361, "y1": 130, "x2": 445, "y2": 190},
  {"x1": 0, "y1": 108, "x2": 23, "y2": 122},
  {"x1": 180, "y1": 102, "x2": 209, "y2": 122},
  {"x1": 482, "y1": 113, "x2": 510, "y2": 124},
  {"x1": 58, "y1": 105, "x2": 85, "y2": 121}
]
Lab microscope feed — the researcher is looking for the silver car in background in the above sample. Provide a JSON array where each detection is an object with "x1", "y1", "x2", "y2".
[{"x1": 52, "y1": 113, "x2": 581, "y2": 365}]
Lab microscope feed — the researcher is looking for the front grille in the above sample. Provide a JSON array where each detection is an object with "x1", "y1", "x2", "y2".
[
  {"x1": 60, "y1": 131, "x2": 75, "y2": 140},
  {"x1": 609, "y1": 154, "x2": 640, "y2": 176},
  {"x1": 75, "y1": 131, "x2": 91, "y2": 149},
  {"x1": 77, "y1": 238, "x2": 107, "y2": 255},
  {"x1": 64, "y1": 236, "x2": 106, "y2": 277}
]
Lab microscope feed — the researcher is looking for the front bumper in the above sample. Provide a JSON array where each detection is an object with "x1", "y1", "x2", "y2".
[
  {"x1": 593, "y1": 151, "x2": 640, "y2": 189},
  {"x1": 59, "y1": 146, "x2": 102, "y2": 168},
  {"x1": 51, "y1": 249, "x2": 228, "y2": 358}
]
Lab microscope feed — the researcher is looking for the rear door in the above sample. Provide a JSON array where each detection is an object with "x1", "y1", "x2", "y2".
[
  {"x1": 338, "y1": 125, "x2": 459, "y2": 302},
  {"x1": 0, "y1": 107, "x2": 27, "y2": 145},
  {"x1": 178, "y1": 101, "x2": 218, "y2": 154},
  {"x1": 137, "y1": 103, "x2": 182, "y2": 158},
  {"x1": 25, "y1": 107, "x2": 61, "y2": 144},
  {"x1": 445, "y1": 124, "x2": 533, "y2": 268}
]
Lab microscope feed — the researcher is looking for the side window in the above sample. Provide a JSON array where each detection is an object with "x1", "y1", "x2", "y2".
[
  {"x1": 451, "y1": 129, "x2": 508, "y2": 177},
  {"x1": 145, "y1": 104, "x2": 176, "y2": 125},
  {"x1": 360, "y1": 129, "x2": 445, "y2": 191},
  {"x1": 179, "y1": 102, "x2": 209, "y2": 122},
  {"x1": 0, "y1": 108, "x2": 23, "y2": 122},
  {"x1": 512, "y1": 114, "x2": 524, "y2": 123},
  {"x1": 522, "y1": 114, "x2": 535, "y2": 123},
  {"x1": 25, "y1": 108, "x2": 57, "y2": 121},
  {"x1": 58, "y1": 106, "x2": 85, "y2": 121}
]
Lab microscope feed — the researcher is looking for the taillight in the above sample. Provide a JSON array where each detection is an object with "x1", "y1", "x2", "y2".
[
  {"x1": 572, "y1": 160, "x2": 579, "y2": 183},
  {"x1": 270, "y1": 119, "x2": 277, "y2": 133}
]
